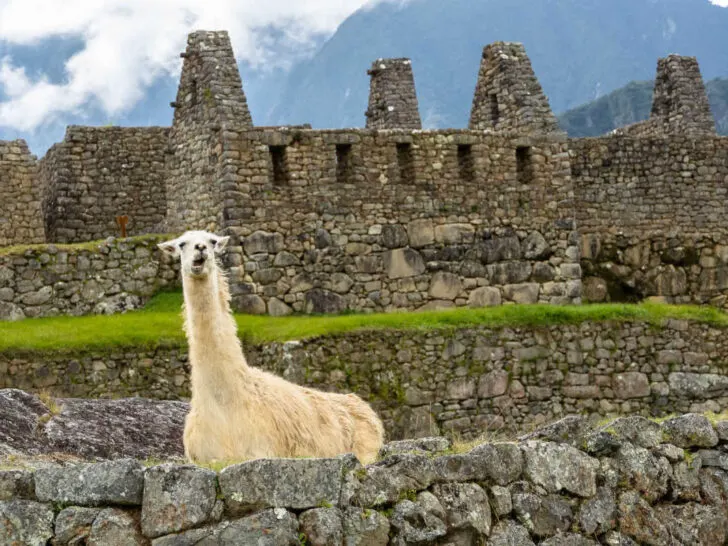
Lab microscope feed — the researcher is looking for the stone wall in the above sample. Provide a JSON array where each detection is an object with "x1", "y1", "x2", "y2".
[
  {"x1": 40, "y1": 126, "x2": 169, "y2": 243},
  {"x1": 165, "y1": 30, "x2": 253, "y2": 234},
  {"x1": 219, "y1": 129, "x2": 578, "y2": 314},
  {"x1": 617, "y1": 55, "x2": 716, "y2": 137},
  {"x1": 469, "y1": 42, "x2": 561, "y2": 135},
  {"x1": 0, "y1": 235, "x2": 178, "y2": 321},
  {"x1": 0, "y1": 140, "x2": 45, "y2": 246},
  {"x1": 572, "y1": 135, "x2": 728, "y2": 307},
  {"x1": 5, "y1": 319, "x2": 728, "y2": 441},
  {"x1": 3, "y1": 412, "x2": 728, "y2": 545},
  {"x1": 366, "y1": 58, "x2": 422, "y2": 130}
]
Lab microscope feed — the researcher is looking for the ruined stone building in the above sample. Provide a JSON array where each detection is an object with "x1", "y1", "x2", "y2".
[{"x1": 1, "y1": 30, "x2": 727, "y2": 319}]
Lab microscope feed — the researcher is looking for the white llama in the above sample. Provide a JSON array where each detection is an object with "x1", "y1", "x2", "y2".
[{"x1": 158, "y1": 231, "x2": 385, "y2": 464}]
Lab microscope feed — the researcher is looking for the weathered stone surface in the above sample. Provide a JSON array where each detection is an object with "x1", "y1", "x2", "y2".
[
  {"x1": 468, "y1": 286, "x2": 502, "y2": 307},
  {"x1": 55, "y1": 506, "x2": 101, "y2": 545},
  {"x1": 304, "y1": 289, "x2": 347, "y2": 314},
  {"x1": 384, "y1": 248, "x2": 426, "y2": 279},
  {"x1": 429, "y1": 271, "x2": 462, "y2": 300},
  {"x1": 657, "y1": 503, "x2": 728, "y2": 546},
  {"x1": 220, "y1": 458, "x2": 345, "y2": 514},
  {"x1": 697, "y1": 449, "x2": 728, "y2": 470},
  {"x1": 502, "y1": 283, "x2": 540, "y2": 304},
  {"x1": 521, "y1": 441, "x2": 597, "y2": 497},
  {"x1": 432, "y1": 482, "x2": 491, "y2": 537},
  {"x1": 489, "y1": 485, "x2": 512, "y2": 517},
  {"x1": 612, "y1": 372, "x2": 650, "y2": 399},
  {"x1": 522, "y1": 232, "x2": 550, "y2": 260},
  {"x1": 540, "y1": 535, "x2": 598, "y2": 546},
  {"x1": 0, "y1": 389, "x2": 49, "y2": 456},
  {"x1": 379, "y1": 437, "x2": 451, "y2": 458},
  {"x1": 617, "y1": 491, "x2": 671, "y2": 545},
  {"x1": 268, "y1": 297, "x2": 293, "y2": 316},
  {"x1": 342, "y1": 507, "x2": 390, "y2": 546},
  {"x1": 0, "y1": 500, "x2": 54, "y2": 546},
  {"x1": 35, "y1": 459, "x2": 144, "y2": 506},
  {"x1": 381, "y1": 225, "x2": 409, "y2": 248},
  {"x1": 407, "y1": 219, "x2": 435, "y2": 248},
  {"x1": 153, "y1": 509, "x2": 299, "y2": 546},
  {"x1": 435, "y1": 224, "x2": 475, "y2": 245},
  {"x1": 661, "y1": 413, "x2": 719, "y2": 448},
  {"x1": 0, "y1": 469, "x2": 34, "y2": 501},
  {"x1": 578, "y1": 486, "x2": 615, "y2": 535},
  {"x1": 487, "y1": 520, "x2": 535, "y2": 546},
  {"x1": 142, "y1": 464, "x2": 217, "y2": 538},
  {"x1": 237, "y1": 294, "x2": 267, "y2": 314},
  {"x1": 582, "y1": 276, "x2": 608, "y2": 302},
  {"x1": 614, "y1": 444, "x2": 670, "y2": 502},
  {"x1": 299, "y1": 507, "x2": 343, "y2": 546},
  {"x1": 41, "y1": 397, "x2": 187, "y2": 460},
  {"x1": 598, "y1": 416, "x2": 662, "y2": 449},
  {"x1": 511, "y1": 483, "x2": 573, "y2": 538},
  {"x1": 244, "y1": 231, "x2": 284, "y2": 255},
  {"x1": 477, "y1": 370, "x2": 509, "y2": 398},
  {"x1": 668, "y1": 372, "x2": 728, "y2": 399},
  {"x1": 520, "y1": 416, "x2": 592, "y2": 447},
  {"x1": 390, "y1": 492, "x2": 447, "y2": 546},
  {"x1": 354, "y1": 454, "x2": 437, "y2": 507}
]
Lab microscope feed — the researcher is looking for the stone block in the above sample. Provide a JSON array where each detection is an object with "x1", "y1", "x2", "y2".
[
  {"x1": 0, "y1": 500, "x2": 54, "y2": 546},
  {"x1": 435, "y1": 223, "x2": 475, "y2": 244},
  {"x1": 521, "y1": 441, "x2": 598, "y2": 497},
  {"x1": 35, "y1": 459, "x2": 144, "y2": 506},
  {"x1": 142, "y1": 464, "x2": 218, "y2": 538},
  {"x1": 502, "y1": 283, "x2": 539, "y2": 304},
  {"x1": 407, "y1": 219, "x2": 434, "y2": 248},
  {"x1": 384, "y1": 248, "x2": 425, "y2": 279},
  {"x1": 219, "y1": 458, "x2": 346, "y2": 515},
  {"x1": 468, "y1": 286, "x2": 501, "y2": 307},
  {"x1": 429, "y1": 271, "x2": 462, "y2": 300},
  {"x1": 613, "y1": 372, "x2": 650, "y2": 399}
]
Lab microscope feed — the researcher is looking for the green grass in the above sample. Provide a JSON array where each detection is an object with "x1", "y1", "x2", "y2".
[
  {"x1": 1, "y1": 291, "x2": 727, "y2": 354},
  {"x1": 0, "y1": 233, "x2": 175, "y2": 257}
]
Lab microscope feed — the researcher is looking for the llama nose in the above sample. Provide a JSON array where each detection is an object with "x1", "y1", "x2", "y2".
[{"x1": 194, "y1": 244, "x2": 206, "y2": 252}]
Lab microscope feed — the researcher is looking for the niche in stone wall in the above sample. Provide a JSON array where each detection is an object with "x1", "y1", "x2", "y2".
[
  {"x1": 457, "y1": 144, "x2": 475, "y2": 182},
  {"x1": 269, "y1": 145, "x2": 289, "y2": 185},
  {"x1": 396, "y1": 143, "x2": 415, "y2": 184},
  {"x1": 490, "y1": 94, "x2": 499, "y2": 126},
  {"x1": 516, "y1": 146, "x2": 533, "y2": 185},
  {"x1": 335, "y1": 144, "x2": 353, "y2": 184}
]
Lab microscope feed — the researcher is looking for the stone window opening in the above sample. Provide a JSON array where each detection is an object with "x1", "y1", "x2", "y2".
[
  {"x1": 335, "y1": 144, "x2": 353, "y2": 184},
  {"x1": 457, "y1": 144, "x2": 475, "y2": 182},
  {"x1": 516, "y1": 146, "x2": 533, "y2": 185},
  {"x1": 396, "y1": 143, "x2": 415, "y2": 184},
  {"x1": 269, "y1": 145, "x2": 289, "y2": 186},
  {"x1": 490, "y1": 94, "x2": 499, "y2": 126}
]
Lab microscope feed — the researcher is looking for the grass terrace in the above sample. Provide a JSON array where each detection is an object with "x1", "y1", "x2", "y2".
[{"x1": 1, "y1": 291, "x2": 728, "y2": 354}]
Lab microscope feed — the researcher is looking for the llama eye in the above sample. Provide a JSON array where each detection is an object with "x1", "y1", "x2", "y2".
[
  {"x1": 210, "y1": 239, "x2": 218, "y2": 246},
  {"x1": 179, "y1": 242, "x2": 186, "y2": 249}
]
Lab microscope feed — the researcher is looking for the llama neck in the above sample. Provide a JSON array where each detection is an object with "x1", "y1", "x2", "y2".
[{"x1": 182, "y1": 268, "x2": 250, "y2": 383}]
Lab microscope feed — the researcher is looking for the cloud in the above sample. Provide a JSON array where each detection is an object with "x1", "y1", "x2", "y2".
[
  {"x1": 0, "y1": 0, "x2": 395, "y2": 131},
  {"x1": 714, "y1": 0, "x2": 728, "y2": 5}
]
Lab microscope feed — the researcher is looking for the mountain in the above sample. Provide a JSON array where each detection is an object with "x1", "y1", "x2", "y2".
[
  {"x1": 264, "y1": 0, "x2": 728, "y2": 129},
  {"x1": 558, "y1": 78, "x2": 728, "y2": 136}
]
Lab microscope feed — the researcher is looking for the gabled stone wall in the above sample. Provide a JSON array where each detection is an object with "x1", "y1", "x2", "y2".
[{"x1": 0, "y1": 140, "x2": 44, "y2": 246}]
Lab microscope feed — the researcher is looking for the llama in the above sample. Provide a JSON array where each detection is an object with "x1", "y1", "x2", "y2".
[{"x1": 158, "y1": 230, "x2": 385, "y2": 464}]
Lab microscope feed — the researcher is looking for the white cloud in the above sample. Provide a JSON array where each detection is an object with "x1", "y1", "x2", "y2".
[
  {"x1": 713, "y1": 0, "x2": 728, "y2": 6},
  {"x1": 0, "y1": 0, "x2": 394, "y2": 131}
]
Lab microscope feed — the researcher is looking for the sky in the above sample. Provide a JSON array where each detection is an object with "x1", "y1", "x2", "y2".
[
  {"x1": 0, "y1": 0, "x2": 726, "y2": 136},
  {"x1": 0, "y1": 0, "x2": 397, "y2": 133}
]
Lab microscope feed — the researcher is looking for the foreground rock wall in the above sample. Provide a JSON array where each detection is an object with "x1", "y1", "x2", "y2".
[
  {"x1": 5, "y1": 319, "x2": 728, "y2": 440},
  {"x1": 2, "y1": 413, "x2": 728, "y2": 545},
  {"x1": 573, "y1": 135, "x2": 728, "y2": 307},
  {"x1": 0, "y1": 236, "x2": 178, "y2": 321}
]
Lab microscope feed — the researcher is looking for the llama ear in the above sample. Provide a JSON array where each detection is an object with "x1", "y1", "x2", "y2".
[
  {"x1": 158, "y1": 240, "x2": 180, "y2": 257},
  {"x1": 213, "y1": 236, "x2": 230, "y2": 254}
]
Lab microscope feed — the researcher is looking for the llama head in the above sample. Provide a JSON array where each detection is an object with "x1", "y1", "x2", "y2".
[{"x1": 158, "y1": 230, "x2": 230, "y2": 279}]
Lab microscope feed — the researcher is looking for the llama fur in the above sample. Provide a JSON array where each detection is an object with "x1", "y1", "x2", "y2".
[{"x1": 159, "y1": 230, "x2": 385, "y2": 464}]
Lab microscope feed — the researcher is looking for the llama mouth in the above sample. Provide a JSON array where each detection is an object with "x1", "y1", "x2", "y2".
[{"x1": 191, "y1": 257, "x2": 206, "y2": 272}]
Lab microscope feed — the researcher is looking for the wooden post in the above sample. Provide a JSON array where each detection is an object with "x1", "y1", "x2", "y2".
[{"x1": 116, "y1": 215, "x2": 129, "y2": 238}]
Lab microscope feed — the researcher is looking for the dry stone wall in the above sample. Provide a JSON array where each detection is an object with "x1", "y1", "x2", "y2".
[
  {"x1": 0, "y1": 140, "x2": 45, "y2": 246},
  {"x1": 0, "y1": 236, "x2": 178, "y2": 321},
  {"x1": 219, "y1": 129, "x2": 578, "y2": 314},
  {"x1": 572, "y1": 135, "x2": 728, "y2": 307},
  {"x1": 40, "y1": 126, "x2": 169, "y2": 243},
  {"x1": 5, "y1": 319, "x2": 728, "y2": 441},
  {"x1": 3, "y1": 412, "x2": 728, "y2": 545},
  {"x1": 366, "y1": 58, "x2": 422, "y2": 130}
]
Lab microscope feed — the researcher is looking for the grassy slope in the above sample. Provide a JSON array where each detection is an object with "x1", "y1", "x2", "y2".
[{"x1": 1, "y1": 291, "x2": 727, "y2": 354}]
